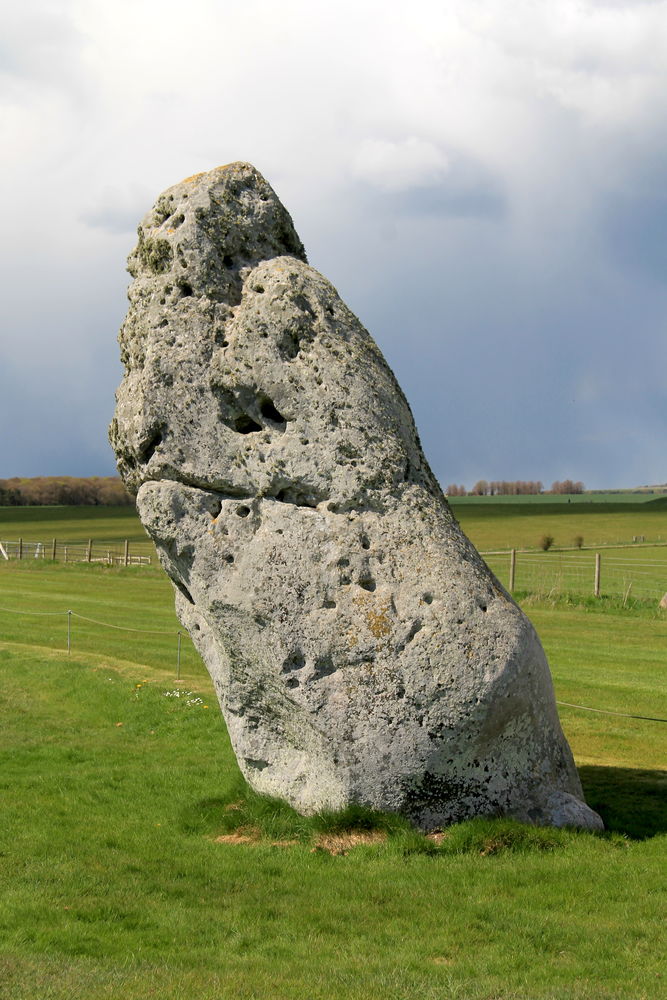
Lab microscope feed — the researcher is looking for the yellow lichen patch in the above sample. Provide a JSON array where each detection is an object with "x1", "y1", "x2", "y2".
[
  {"x1": 182, "y1": 171, "x2": 206, "y2": 184},
  {"x1": 353, "y1": 593, "x2": 393, "y2": 640},
  {"x1": 182, "y1": 163, "x2": 237, "y2": 185}
]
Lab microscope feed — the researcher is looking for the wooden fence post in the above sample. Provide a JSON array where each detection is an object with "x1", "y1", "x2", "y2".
[
  {"x1": 51, "y1": 538, "x2": 57, "y2": 561},
  {"x1": 18, "y1": 538, "x2": 23, "y2": 560},
  {"x1": 124, "y1": 539, "x2": 129, "y2": 567},
  {"x1": 86, "y1": 539, "x2": 92, "y2": 563},
  {"x1": 594, "y1": 552, "x2": 601, "y2": 597},
  {"x1": 509, "y1": 549, "x2": 516, "y2": 592}
]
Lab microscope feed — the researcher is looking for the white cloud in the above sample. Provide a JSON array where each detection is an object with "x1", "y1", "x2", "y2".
[
  {"x1": 352, "y1": 137, "x2": 449, "y2": 192},
  {"x1": 2, "y1": 0, "x2": 667, "y2": 484}
]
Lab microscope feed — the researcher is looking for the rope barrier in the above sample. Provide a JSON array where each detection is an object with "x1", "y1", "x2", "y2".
[
  {"x1": 556, "y1": 700, "x2": 667, "y2": 724},
  {"x1": 0, "y1": 604, "x2": 177, "y2": 634},
  {"x1": 0, "y1": 605, "x2": 663, "y2": 721},
  {"x1": 0, "y1": 605, "x2": 68, "y2": 617},
  {"x1": 70, "y1": 612, "x2": 178, "y2": 635},
  {"x1": 0, "y1": 603, "x2": 186, "y2": 675}
]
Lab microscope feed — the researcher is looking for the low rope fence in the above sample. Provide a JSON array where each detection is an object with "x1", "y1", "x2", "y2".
[
  {"x1": 0, "y1": 604, "x2": 186, "y2": 678},
  {"x1": 0, "y1": 603, "x2": 663, "y2": 726}
]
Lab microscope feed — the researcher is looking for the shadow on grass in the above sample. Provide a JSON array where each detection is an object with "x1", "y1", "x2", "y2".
[{"x1": 579, "y1": 766, "x2": 667, "y2": 839}]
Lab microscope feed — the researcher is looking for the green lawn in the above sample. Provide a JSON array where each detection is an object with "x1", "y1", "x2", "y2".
[
  {"x1": 484, "y1": 546, "x2": 667, "y2": 602},
  {"x1": 0, "y1": 559, "x2": 665, "y2": 999},
  {"x1": 0, "y1": 505, "x2": 144, "y2": 543},
  {"x1": 3, "y1": 498, "x2": 667, "y2": 559},
  {"x1": 452, "y1": 492, "x2": 666, "y2": 505},
  {"x1": 451, "y1": 497, "x2": 667, "y2": 552}
]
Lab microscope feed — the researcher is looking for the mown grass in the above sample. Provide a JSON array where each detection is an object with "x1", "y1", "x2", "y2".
[
  {"x1": 3, "y1": 496, "x2": 667, "y2": 555},
  {"x1": 1, "y1": 641, "x2": 665, "y2": 1000},
  {"x1": 0, "y1": 560, "x2": 203, "y2": 680},
  {"x1": 485, "y1": 546, "x2": 667, "y2": 601},
  {"x1": 0, "y1": 557, "x2": 666, "y2": 998},
  {"x1": 450, "y1": 497, "x2": 667, "y2": 551},
  {"x1": 0, "y1": 505, "x2": 145, "y2": 544},
  {"x1": 452, "y1": 492, "x2": 665, "y2": 505}
]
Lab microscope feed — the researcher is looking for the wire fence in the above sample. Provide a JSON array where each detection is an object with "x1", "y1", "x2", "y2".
[
  {"x1": 3, "y1": 538, "x2": 666, "y2": 602},
  {"x1": 482, "y1": 546, "x2": 667, "y2": 602},
  {"x1": 0, "y1": 538, "x2": 151, "y2": 565}
]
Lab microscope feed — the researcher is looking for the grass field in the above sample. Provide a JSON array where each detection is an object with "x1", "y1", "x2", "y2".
[
  {"x1": 0, "y1": 505, "x2": 146, "y2": 543},
  {"x1": 485, "y1": 547, "x2": 667, "y2": 602},
  {"x1": 452, "y1": 492, "x2": 666, "y2": 505},
  {"x1": 450, "y1": 496, "x2": 667, "y2": 552},
  {"x1": 1, "y1": 540, "x2": 666, "y2": 998},
  {"x1": 3, "y1": 495, "x2": 667, "y2": 556}
]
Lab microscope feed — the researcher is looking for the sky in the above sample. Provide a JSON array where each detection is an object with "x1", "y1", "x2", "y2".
[{"x1": 2, "y1": 0, "x2": 666, "y2": 490}]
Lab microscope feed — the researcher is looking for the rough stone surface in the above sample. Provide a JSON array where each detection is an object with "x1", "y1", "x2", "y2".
[{"x1": 111, "y1": 162, "x2": 603, "y2": 832}]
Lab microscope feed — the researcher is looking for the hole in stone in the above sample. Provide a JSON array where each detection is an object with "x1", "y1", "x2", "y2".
[
  {"x1": 396, "y1": 685, "x2": 406, "y2": 698},
  {"x1": 223, "y1": 254, "x2": 234, "y2": 267},
  {"x1": 361, "y1": 536, "x2": 370, "y2": 550},
  {"x1": 312, "y1": 655, "x2": 336, "y2": 679},
  {"x1": 177, "y1": 280, "x2": 193, "y2": 297},
  {"x1": 340, "y1": 574, "x2": 351, "y2": 585},
  {"x1": 422, "y1": 593, "x2": 433, "y2": 604},
  {"x1": 327, "y1": 502, "x2": 338, "y2": 513},
  {"x1": 479, "y1": 603, "x2": 488, "y2": 613},
  {"x1": 259, "y1": 398, "x2": 286, "y2": 424},
  {"x1": 338, "y1": 557, "x2": 350, "y2": 567},
  {"x1": 236, "y1": 505, "x2": 250, "y2": 518},
  {"x1": 139, "y1": 429, "x2": 163, "y2": 463},
  {"x1": 286, "y1": 677, "x2": 299, "y2": 689},
  {"x1": 253, "y1": 284, "x2": 265, "y2": 293},
  {"x1": 274, "y1": 488, "x2": 318, "y2": 508},
  {"x1": 282, "y1": 653, "x2": 305, "y2": 673},
  {"x1": 158, "y1": 319, "x2": 168, "y2": 328},
  {"x1": 224, "y1": 554, "x2": 235, "y2": 564},
  {"x1": 322, "y1": 599, "x2": 336, "y2": 609},
  {"x1": 234, "y1": 414, "x2": 262, "y2": 434},
  {"x1": 359, "y1": 578, "x2": 376, "y2": 592},
  {"x1": 211, "y1": 501, "x2": 222, "y2": 517}
]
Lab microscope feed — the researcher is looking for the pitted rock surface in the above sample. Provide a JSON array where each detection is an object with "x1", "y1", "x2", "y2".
[{"x1": 111, "y1": 162, "x2": 602, "y2": 831}]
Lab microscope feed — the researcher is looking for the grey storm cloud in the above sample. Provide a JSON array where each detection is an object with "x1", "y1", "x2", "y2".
[{"x1": 2, "y1": 0, "x2": 666, "y2": 488}]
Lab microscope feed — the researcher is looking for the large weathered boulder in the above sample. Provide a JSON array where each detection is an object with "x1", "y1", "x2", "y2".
[{"x1": 111, "y1": 162, "x2": 602, "y2": 831}]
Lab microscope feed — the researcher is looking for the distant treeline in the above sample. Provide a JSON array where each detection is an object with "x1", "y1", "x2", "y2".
[
  {"x1": 0, "y1": 477, "x2": 133, "y2": 506},
  {"x1": 445, "y1": 479, "x2": 585, "y2": 497}
]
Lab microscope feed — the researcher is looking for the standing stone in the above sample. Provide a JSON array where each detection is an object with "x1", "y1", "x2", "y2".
[{"x1": 111, "y1": 163, "x2": 602, "y2": 831}]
